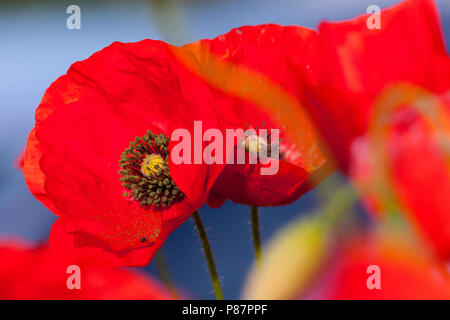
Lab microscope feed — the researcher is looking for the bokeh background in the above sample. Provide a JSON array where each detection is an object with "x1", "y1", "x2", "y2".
[{"x1": 0, "y1": 0, "x2": 449, "y2": 299}]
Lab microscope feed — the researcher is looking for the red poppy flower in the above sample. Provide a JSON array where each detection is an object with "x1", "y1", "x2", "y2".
[
  {"x1": 25, "y1": 24, "x2": 333, "y2": 266},
  {"x1": 302, "y1": 0, "x2": 449, "y2": 171},
  {"x1": 0, "y1": 240, "x2": 171, "y2": 299},
  {"x1": 23, "y1": 40, "x2": 226, "y2": 267},
  {"x1": 351, "y1": 87, "x2": 450, "y2": 258},
  {"x1": 181, "y1": 24, "x2": 332, "y2": 207},
  {"x1": 302, "y1": 230, "x2": 450, "y2": 300}
]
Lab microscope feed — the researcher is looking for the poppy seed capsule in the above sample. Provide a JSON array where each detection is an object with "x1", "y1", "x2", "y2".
[{"x1": 118, "y1": 131, "x2": 183, "y2": 207}]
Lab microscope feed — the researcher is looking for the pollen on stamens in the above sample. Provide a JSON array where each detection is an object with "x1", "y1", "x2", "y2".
[
  {"x1": 141, "y1": 153, "x2": 167, "y2": 179},
  {"x1": 118, "y1": 131, "x2": 183, "y2": 208}
]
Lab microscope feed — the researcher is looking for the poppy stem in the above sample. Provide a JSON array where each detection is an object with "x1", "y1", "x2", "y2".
[
  {"x1": 154, "y1": 248, "x2": 179, "y2": 299},
  {"x1": 192, "y1": 211, "x2": 224, "y2": 300},
  {"x1": 250, "y1": 206, "x2": 262, "y2": 268}
]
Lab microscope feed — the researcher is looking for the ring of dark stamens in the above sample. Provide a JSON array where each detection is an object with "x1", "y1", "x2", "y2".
[{"x1": 118, "y1": 130, "x2": 183, "y2": 208}]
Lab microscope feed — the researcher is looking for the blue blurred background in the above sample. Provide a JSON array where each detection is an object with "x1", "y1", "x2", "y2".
[{"x1": 0, "y1": 0, "x2": 449, "y2": 299}]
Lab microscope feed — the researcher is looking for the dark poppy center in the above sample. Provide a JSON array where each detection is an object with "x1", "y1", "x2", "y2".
[{"x1": 118, "y1": 131, "x2": 183, "y2": 207}]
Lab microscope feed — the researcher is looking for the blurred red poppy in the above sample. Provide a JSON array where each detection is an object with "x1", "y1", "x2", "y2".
[
  {"x1": 182, "y1": 24, "x2": 332, "y2": 207},
  {"x1": 296, "y1": 0, "x2": 450, "y2": 261},
  {"x1": 0, "y1": 240, "x2": 171, "y2": 300},
  {"x1": 303, "y1": 230, "x2": 450, "y2": 300},
  {"x1": 23, "y1": 40, "x2": 226, "y2": 267},
  {"x1": 351, "y1": 87, "x2": 450, "y2": 258},
  {"x1": 302, "y1": 0, "x2": 449, "y2": 171}
]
